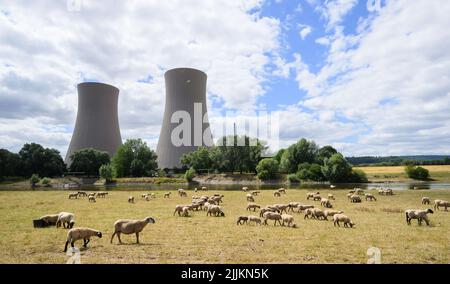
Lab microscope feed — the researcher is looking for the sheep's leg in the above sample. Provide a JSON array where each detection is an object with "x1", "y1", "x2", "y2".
[
  {"x1": 84, "y1": 238, "x2": 90, "y2": 247},
  {"x1": 136, "y1": 232, "x2": 140, "y2": 244},
  {"x1": 64, "y1": 241, "x2": 69, "y2": 252},
  {"x1": 117, "y1": 233, "x2": 122, "y2": 244},
  {"x1": 110, "y1": 232, "x2": 117, "y2": 244}
]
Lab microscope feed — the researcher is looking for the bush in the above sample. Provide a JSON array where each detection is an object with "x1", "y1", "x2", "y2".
[
  {"x1": 70, "y1": 148, "x2": 111, "y2": 176},
  {"x1": 30, "y1": 174, "x2": 40, "y2": 187},
  {"x1": 405, "y1": 166, "x2": 429, "y2": 180},
  {"x1": 256, "y1": 158, "x2": 279, "y2": 180},
  {"x1": 99, "y1": 164, "x2": 114, "y2": 183},
  {"x1": 287, "y1": 173, "x2": 301, "y2": 183},
  {"x1": 185, "y1": 167, "x2": 197, "y2": 182},
  {"x1": 41, "y1": 177, "x2": 51, "y2": 187},
  {"x1": 349, "y1": 169, "x2": 368, "y2": 183}
]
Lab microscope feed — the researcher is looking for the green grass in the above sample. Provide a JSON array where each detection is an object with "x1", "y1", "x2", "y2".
[
  {"x1": 0, "y1": 189, "x2": 449, "y2": 264},
  {"x1": 354, "y1": 165, "x2": 450, "y2": 182}
]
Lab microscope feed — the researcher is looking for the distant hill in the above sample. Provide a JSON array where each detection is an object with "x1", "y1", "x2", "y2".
[{"x1": 346, "y1": 155, "x2": 450, "y2": 166}]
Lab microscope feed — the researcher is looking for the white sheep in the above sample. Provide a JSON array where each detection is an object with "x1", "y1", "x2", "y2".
[
  {"x1": 88, "y1": 196, "x2": 96, "y2": 203},
  {"x1": 242, "y1": 187, "x2": 249, "y2": 192},
  {"x1": 306, "y1": 192, "x2": 319, "y2": 200},
  {"x1": 248, "y1": 215, "x2": 262, "y2": 225},
  {"x1": 173, "y1": 205, "x2": 191, "y2": 216},
  {"x1": 281, "y1": 214, "x2": 295, "y2": 227},
  {"x1": 110, "y1": 217, "x2": 156, "y2": 244},
  {"x1": 296, "y1": 204, "x2": 314, "y2": 213},
  {"x1": 259, "y1": 207, "x2": 278, "y2": 217},
  {"x1": 434, "y1": 200, "x2": 449, "y2": 211},
  {"x1": 63, "y1": 227, "x2": 102, "y2": 252},
  {"x1": 206, "y1": 205, "x2": 225, "y2": 217},
  {"x1": 246, "y1": 204, "x2": 261, "y2": 211},
  {"x1": 262, "y1": 212, "x2": 282, "y2": 226},
  {"x1": 164, "y1": 192, "x2": 171, "y2": 198},
  {"x1": 128, "y1": 196, "x2": 135, "y2": 203},
  {"x1": 349, "y1": 195, "x2": 362, "y2": 203},
  {"x1": 181, "y1": 206, "x2": 191, "y2": 217},
  {"x1": 324, "y1": 209, "x2": 343, "y2": 218},
  {"x1": 327, "y1": 194, "x2": 335, "y2": 200},
  {"x1": 333, "y1": 214, "x2": 355, "y2": 228},
  {"x1": 273, "y1": 191, "x2": 281, "y2": 197},
  {"x1": 56, "y1": 212, "x2": 75, "y2": 229},
  {"x1": 68, "y1": 193, "x2": 78, "y2": 199},
  {"x1": 421, "y1": 197, "x2": 430, "y2": 205},
  {"x1": 365, "y1": 193, "x2": 377, "y2": 201},
  {"x1": 246, "y1": 194, "x2": 255, "y2": 202},
  {"x1": 405, "y1": 209, "x2": 433, "y2": 226},
  {"x1": 236, "y1": 216, "x2": 249, "y2": 225},
  {"x1": 320, "y1": 198, "x2": 332, "y2": 208}
]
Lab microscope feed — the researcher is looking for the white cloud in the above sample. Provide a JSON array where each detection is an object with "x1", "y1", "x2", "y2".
[
  {"x1": 0, "y1": 0, "x2": 281, "y2": 156},
  {"x1": 299, "y1": 25, "x2": 312, "y2": 40},
  {"x1": 314, "y1": 0, "x2": 358, "y2": 30},
  {"x1": 315, "y1": 36, "x2": 330, "y2": 45}
]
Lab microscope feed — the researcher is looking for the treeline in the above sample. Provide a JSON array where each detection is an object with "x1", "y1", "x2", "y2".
[{"x1": 347, "y1": 156, "x2": 450, "y2": 166}]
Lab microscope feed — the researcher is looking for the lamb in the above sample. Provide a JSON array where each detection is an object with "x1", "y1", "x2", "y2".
[
  {"x1": 56, "y1": 212, "x2": 75, "y2": 229},
  {"x1": 421, "y1": 197, "x2": 430, "y2": 205},
  {"x1": 110, "y1": 217, "x2": 156, "y2": 244},
  {"x1": 210, "y1": 195, "x2": 224, "y2": 204},
  {"x1": 246, "y1": 204, "x2": 261, "y2": 211},
  {"x1": 246, "y1": 194, "x2": 255, "y2": 202},
  {"x1": 320, "y1": 198, "x2": 333, "y2": 208},
  {"x1": 281, "y1": 214, "x2": 295, "y2": 227},
  {"x1": 39, "y1": 214, "x2": 59, "y2": 226},
  {"x1": 68, "y1": 193, "x2": 78, "y2": 199},
  {"x1": 206, "y1": 205, "x2": 225, "y2": 217},
  {"x1": 141, "y1": 194, "x2": 149, "y2": 199},
  {"x1": 324, "y1": 210, "x2": 343, "y2": 218},
  {"x1": 242, "y1": 187, "x2": 249, "y2": 192},
  {"x1": 327, "y1": 194, "x2": 335, "y2": 200},
  {"x1": 236, "y1": 216, "x2": 248, "y2": 225},
  {"x1": 128, "y1": 196, "x2": 135, "y2": 203},
  {"x1": 273, "y1": 191, "x2": 281, "y2": 197},
  {"x1": 434, "y1": 200, "x2": 450, "y2": 211},
  {"x1": 304, "y1": 208, "x2": 315, "y2": 219},
  {"x1": 248, "y1": 215, "x2": 262, "y2": 225},
  {"x1": 365, "y1": 193, "x2": 377, "y2": 201},
  {"x1": 164, "y1": 192, "x2": 171, "y2": 198},
  {"x1": 262, "y1": 212, "x2": 282, "y2": 226},
  {"x1": 173, "y1": 205, "x2": 191, "y2": 216},
  {"x1": 178, "y1": 188, "x2": 187, "y2": 197},
  {"x1": 88, "y1": 195, "x2": 96, "y2": 203},
  {"x1": 306, "y1": 192, "x2": 319, "y2": 200},
  {"x1": 333, "y1": 214, "x2": 355, "y2": 228},
  {"x1": 63, "y1": 227, "x2": 102, "y2": 252},
  {"x1": 349, "y1": 195, "x2": 362, "y2": 203},
  {"x1": 405, "y1": 209, "x2": 433, "y2": 226}
]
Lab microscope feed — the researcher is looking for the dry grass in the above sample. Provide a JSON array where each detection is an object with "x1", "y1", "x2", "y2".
[
  {"x1": 0, "y1": 189, "x2": 449, "y2": 264},
  {"x1": 354, "y1": 165, "x2": 450, "y2": 182}
]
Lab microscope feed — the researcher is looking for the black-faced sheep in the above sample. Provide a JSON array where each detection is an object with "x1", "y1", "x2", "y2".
[
  {"x1": 207, "y1": 205, "x2": 225, "y2": 217},
  {"x1": 333, "y1": 214, "x2": 355, "y2": 228},
  {"x1": 128, "y1": 196, "x2": 135, "y2": 203},
  {"x1": 56, "y1": 212, "x2": 75, "y2": 229},
  {"x1": 68, "y1": 193, "x2": 78, "y2": 199},
  {"x1": 236, "y1": 216, "x2": 248, "y2": 225},
  {"x1": 246, "y1": 194, "x2": 255, "y2": 202},
  {"x1": 349, "y1": 195, "x2": 362, "y2": 203},
  {"x1": 365, "y1": 193, "x2": 377, "y2": 201},
  {"x1": 110, "y1": 217, "x2": 156, "y2": 244},
  {"x1": 262, "y1": 212, "x2": 282, "y2": 226},
  {"x1": 405, "y1": 209, "x2": 433, "y2": 226},
  {"x1": 164, "y1": 192, "x2": 172, "y2": 198},
  {"x1": 434, "y1": 200, "x2": 449, "y2": 211},
  {"x1": 421, "y1": 197, "x2": 430, "y2": 205},
  {"x1": 63, "y1": 227, "x2": 102, "y2": 252},
  {"x1": 246, "y1": 204, "x2": 261, "y2": 211},
  {"x1": 248, "y1": 215, "x2": 262, "y2": 225}
]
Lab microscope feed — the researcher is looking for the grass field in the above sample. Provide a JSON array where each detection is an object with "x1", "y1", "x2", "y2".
[
  {"x1": 0, "y1": 189, "x2": 449, "y2": 264},
  {"x1": 354, "y1": 165, "x2": 450, "y2": 182}
]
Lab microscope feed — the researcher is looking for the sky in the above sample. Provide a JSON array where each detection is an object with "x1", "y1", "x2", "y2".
[{"x1": 0, "y1": 0, "x2": 449, "y2": 158}]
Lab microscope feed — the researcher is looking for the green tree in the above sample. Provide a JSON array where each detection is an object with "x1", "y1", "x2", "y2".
[
  {"x1": 405, "y1": 165, "x2": 429, "y2": 180},
  {"x1": 99, "y1": 164, "x2": 114, "y2": 183},
  {"x1": 19, "y1": 143, "x2": 66, "y2": 177},
  {"x1": 112, "y1": 139, "x2": 158, "y2": 177},
  {"x1": 181, "y1": 147, "x2": 214, "y2": 171},
  {"x1": 185, "y1": 167, "x2": 197, "y2": 182},
  {"x1": 70, "y1": 148, "x2": 110, "y2": 176},
  {"x1": 274, "y1": 149, "x2": 285, "y2": 163},
  {"x1": 256, "y1": 158, "x2": 279, "y2": 180},
  {"x1": 0, "y1": 149, "x2": 22, "y2": 178},
  {"x1": 316, "y1": 146, "x2": 338, "y2": 165},
  {"x1": 279, "y1": 138, "x2": 319, "y2": 173},
  {"x1": 30, "y1": 174, "x2": 40, "y2": 187},
  {"x1": 41, "y1": 177, "x2": 51, "y2": 187},
  {"x1": 321, "y1": 153, "x2": 353, "y2": 183}
]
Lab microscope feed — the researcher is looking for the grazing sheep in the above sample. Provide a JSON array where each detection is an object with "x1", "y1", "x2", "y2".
[
  {"x1": 365, "y1": 193, "x2": 377, "y2": 201},
  {"x1": 355, "y1": 188, "x2": 364, "y2": 195},
  {"x1": 173, "y1": 205, "x2": 191, "y2": 216},
  {"x1": 77, "y1": 191, "x2": 87, "y2": 197},
  {"x1": 277, "y1": 188, "x2": 286, "y2": 194},
  {"x1": 242, "y1": 187, "x2": 249, "y2": 192},
  {"x1": 297, "y1": 204, "x2": 314, "y2": 213},
  {"x1": 201, "y1": 186, "x2": 208, "y2": 191},
  {"x1": 288, "y1": 202, "x2": 300, "y2": 212},
  {"x1": 262, "y1": 212, "x2": 282, "y2": 226},
  {"x1": 379, "y1": 188, "x2": 394, "y2": 196},
  {"x1": 110, "y1": 217, "x2": 156, "y2": 244},
  {"x1": 63, "y1": 227, "x2": 102, "y2": 252},
  {"x1": 405, "y1": 209, "x2": 433, "y2": 226},
  {"x1": 306, "y1": 192, "x2": 319, "y2": 200},
  {"x1": 181, "y1": 206, "x2": 191, "y2": 217},
  {"x1": 210, "y1": 195, "x2": 224, "y2": 204},
  {"x1": 320, "y1": 198, "x2": 333, "y2": 208},
  {"x1": 248, "y1": 215, "x2": 262, "y2": 225},
  {"x1": 236, "y1": 216, "x2": 248, "y2": 225},
  {"x1": 246, "y1": 194, "x2": 255, "y2": 202},
  {"x1": 39, "y1": 214, "x2": 59, "y2": 226},
  {"x1": 271, "y1": 204, "x2": 289, "y2": 213},
  {"x1": 333, "y1": 214, "x2": 355, "y2": 228},
  {"x1": 313, "y1": 195, "x2": 322, "y2": 201},
  {"x1": 259, "y1": 207, "x2": 278, "y2": 217},
  {"x1": 56, "y1": 212, "x2": 75, "y2": 229},
  {"x1": 178, "y1": 188, "x2": 187, "y2": 197},
  {"x1": 312, "y1": 208, "x2": 328, "y2": 220},
  {"x1": 434, "y1": 200, "x2": 450, "y2": 211},
  {"x1": 68, "y1": 193, "x2": 78, "y2": 199},
  {"x1": 273, "y1": 191, "x2": 281, "y2": 197},
  {"x1": 128, "y1": 196, "x2": 135, "y2": 203},
  {"x1": 88, "y1": 196, "x2": 96, "y2": 203},
  {"x1": 207, "y1": 205, "x2": 225, "y2": 217},
  {"x1": 327, "y1": 194, "x2": 335, "y2": 200},
  {"x1": 324, "y1": 210, "x2": 344, "y2": 218},
  {"x1": 141, "y1": 194, "x2": 148, "y2": 199},
  {"x1": 304, "y1": 208, "x2": 315, "y2": 219},
  {"x1": 97, "y1": 192, "x2": 108, "y2": 198},
  {"x1": 349, "y1": 195, "x2": 362, "y2": 203},
  {"x1": 281, "y1": 214, "x2": 295, "y2": 227},
  {"x1": 246, "y1": 204, "x2": 261, "y2": 211},
  {"x1": 421, "y1": 197, "x2": 430, "y2": 205},
  {"x1": 164, "y1": 192, "x2": 171, "y2": 198},
  {"x1": 251, "y1": 191, "x2": 260, "y2": 196}
]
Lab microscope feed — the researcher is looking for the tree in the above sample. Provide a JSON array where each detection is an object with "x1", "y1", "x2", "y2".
[
  {"x1": 181, "y1": 147, "x2": 214, "y2": 171},
  {"x1": 256, "y1": 158, "x2": 279, "y2": 180},
  {"x1": 279, "y1": 138, "x2": 319, "y2": 173},
  {"x1": 99, "y1": 164, "x2": 114, "y2": 183},
  {"x1": 185, "y1": 167, "x2": 197, "y2": 182},
  {"x1": 112, "y1": 139, "x2": 158, "y2": 177},
  {"x1": 316, "y1": 146, "x2": 338, "y2": 165},
  {"x1": 30, "y1": 174, "x2": 40, "y2": 187},
  {"x1": 19, "y1": 143, "x2": 65, "y2": 177},
  {"x1": 0, "y1": 149, "x2": 22, "y2": 178},
  {"x1": 321, "y1": 153, "x2": 353, "y2": 183},
  {"x1": 296, "y1": 163, "x2": 324, "y2": 181},
  {"x1": 274, "y1": 149, "x2": 285, "y2": 163},
  {"x1": 405, "y1": 166, "x2": 429, "y2": 180},
  {"x1": 70, "y1": 148, "x2": 110, "y2": 176},
  {"x1": 41, "y1": 177, "x2": 51, "y2": 187}
]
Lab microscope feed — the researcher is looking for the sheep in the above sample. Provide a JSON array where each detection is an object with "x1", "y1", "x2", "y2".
[
  {"x1": 178, "y1": 188, "x2": 187, "y2": 197},
  {"x1": 262, "y1": 212, "x2": 282, "y2": 226},
  {"x1": 365, "y1": 193, "x2": 377, "y2": 201},
  {"x1": 320, "y1": 198, "x2": 333, "y2": 208},
  {"x1": 88, "y1": 193, "x2": 96, "y2": 198},
  {"x1": 56, "y1": 212, "x2": 75, "y2": 229},
  {"x1": 206, "y1": 205, "x2": 225, "y2": 217},
  {"x1": 405, "y1": 209, "x2": 433, "y2": 226},
  {"x1": 39, "y1": 214, "x2": 59, "y2": 226},
  {"x1": 128, "y1": 196, "x2": 135, "y2": 203},
  {"x1": 347, "y1": 193, "x2": 353, "y2": 200},
  {"x1": 248, "y1": 215, "x2": 262, "y2": 225},
  {"x1": 273, "y1": 191, "x2": 281, "y2": 197},
  {"x1": 259, "y1": 207, "x2": 278, "y2": 217},
  {"x1": 281, "y1": 214, "x2": 295, "y2": 227},
  {"x1": 141, "y1": 194, "x2": 149, "y2": 199},
  {"x1": 421, "y1": 197, "x2": 430, "y2": 205},
  {"x1": 164, "y1": 192, "x2": 171, "y2": 198},
  {"x1": 201, "y1": 186, "x2": 208, "y2": 191},
  {"x1": 306, "y1": 192, "x2": 319, "y2": 200},
  {"x1": 242, "y1": 187, "x2": 249, "y2": 192},
  {"x1": 210, "y1": 195, "x2": 224, "y2": 204},
  {"x1": 312, "y1": 208, "x2": 327, "y2": 220},
  {"x1": 88, "y1": 196, "x2": 96, "y2": 203},
  {"x1": 68, "y1": 193, "x2": 78, "y2": 199},
  {"x1": 63, "y1": 227, "x2": 102, "y2": 252},
  {"x1": 246, "y1": 194, "x2": 255, "y2": 202},
  {"x1": 313, "y1": 195, "x2": 322, "y2": 201},
  {"x1": 287, "y1": 202, "x2": 300, "y2": 212},
  {"x1": 324, "y1": 209, "x2": 344, "y2": 218},
  {"x1": 355, "y1": 188, "x2": 364, "y2": 195},
  {"x1": 349, "y1": 195, "x2": 362, "y2": 203},
  {"x1": 110, "y1": 217, "x2": 156, "y2": 244},
  {"x1": 77, "y1": 191, "x2": 87, "y2": 197},
  {"x1": 271, "y1": 204, "x2": 289, "y2": 213},
  {"x1": 97, "y1": 192, "x2": 108, "y2": 198},
  {"x1": 333, "y1": 214, "x2": 355, "y2": 228},
  {"x1": 246, "y1": 203, "x2": 261, "y2": 211},
  {"x1": 181, "y1": 206, "x2": 191, "y2": 217},
  {"x1": 296, "y1": 204, "x2": 314, "y2": 213},
  {"x1": 379, "y1": 188, "x2": 394, "y2": 196},
  {"x1": 304, "y1": 208, "x2": 315, "y2": 219},
  {"x1": 434, "y1": 200, "x2": 450, "y2": 211},
  {"x1": 277, "y1": 188, "x2": 286, "y2": 194},
  {"x1": 251, "y1": 191, "x2": 260, "y2": 196},
  {"x1": 236, "y1": 216, "x2": 248, "y2": 225},
  {"x1": 173, "y1": 205, "x2": 191, "y2": 216},
  {"x1": 327, "y1": 194, "x2": 335, "y2": 200}
]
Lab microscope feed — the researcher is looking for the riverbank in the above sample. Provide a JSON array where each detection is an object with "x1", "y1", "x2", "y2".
[{"x1": 354, "y1": 165, "x2": 450, "y2": 183}]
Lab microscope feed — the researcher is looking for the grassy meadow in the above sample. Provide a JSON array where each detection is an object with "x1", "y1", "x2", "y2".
[
  {"x1": 354, "y1": 165, "x2": 450, "y2": 182},
  {"x1": 0, "y1": 188, "x2": 449, "y2": 264}
]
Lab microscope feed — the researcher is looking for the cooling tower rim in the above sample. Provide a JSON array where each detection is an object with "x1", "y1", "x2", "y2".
[
  {"x1": 77, "y1": 82, "x2": 120, "y2": 93},
  {"x1": 165, "y1": 67, "x2": 207, "y2": 78}
]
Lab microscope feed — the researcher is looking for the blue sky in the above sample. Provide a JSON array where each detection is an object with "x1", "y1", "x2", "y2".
[{"x1": 0, "y1": 0, "x2": 449, "y2": 157}]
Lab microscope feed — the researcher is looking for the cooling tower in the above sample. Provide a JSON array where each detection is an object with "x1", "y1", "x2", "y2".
[
  {"x1": 156, "y1": 68, "x2": 213, "y2": 169},
  {"x1": 65, "y1": 82, "x2": 123, "y2": 166}
]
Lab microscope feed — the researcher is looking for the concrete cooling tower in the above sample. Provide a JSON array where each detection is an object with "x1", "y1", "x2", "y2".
[
  {"x1": 65, "y1": 82, "x2": 123, "y2": 166},
  {"x1": 156, "y1": 68, "x2": 214, "y2": 169}
]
